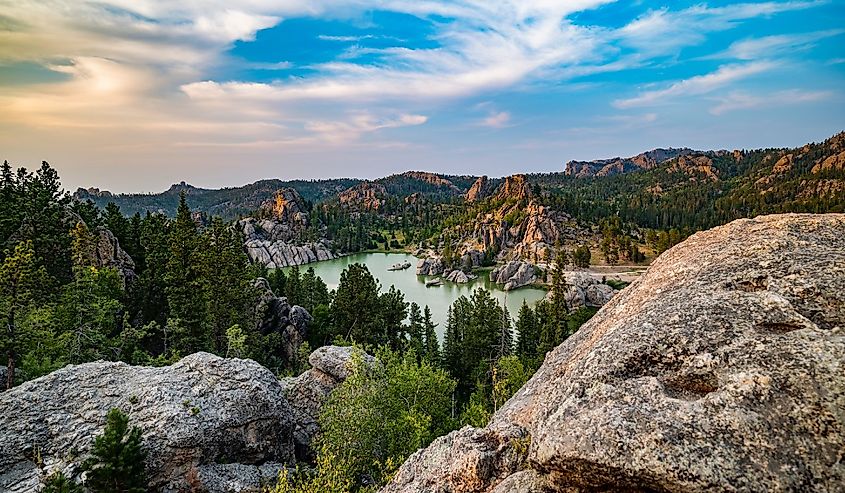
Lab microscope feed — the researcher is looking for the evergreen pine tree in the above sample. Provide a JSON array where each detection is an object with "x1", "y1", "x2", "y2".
[
  {"x1": 165, "y1": 192, "x2": 208, "y2": 354},
  {"x1": 408, "y1": 302, "x2": 424, "y2": 355},
  {"x1": 514, "y1": 301, "x2": 539, "y2": 362},
  {"x1": 0, "y1": 241, "x2": 49, "y2": 389},
  {"x1": 422, "y1": 305, "x2": 440, "y2": 365},
  {"x1": 82, "y1": 408, "x2": 147, "y2": 493}
]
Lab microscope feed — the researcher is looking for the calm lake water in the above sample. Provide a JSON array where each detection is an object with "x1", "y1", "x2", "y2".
[{"x1": 291, "y1": 252, "x2": 548, "y2": 339}]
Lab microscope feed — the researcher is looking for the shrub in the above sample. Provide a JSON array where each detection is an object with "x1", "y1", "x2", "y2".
[{"x1": 42, "y1": 472, "x2": 82, "y2": 493}]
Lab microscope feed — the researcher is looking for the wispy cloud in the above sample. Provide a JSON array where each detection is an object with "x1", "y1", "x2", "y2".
[
  {"x1": 614, "y1": 62, "x2": 778, "y2": 108},
  {"x1": 617, "y1": 1, "x2": 826, "y2": 55},
  {"x1": 305, "y1": 112, "x2": 428, "y2": 142},
  {"x1": 710, "y1": 89, "x2": 834, "y2": 115},
  {"x1": 708, "y1": 29, "x2": 845, "y2": 60}
]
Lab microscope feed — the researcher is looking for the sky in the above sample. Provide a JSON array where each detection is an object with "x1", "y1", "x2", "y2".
[{"x1": 0, "y1": 0, "x2": 843, "y2": 192}]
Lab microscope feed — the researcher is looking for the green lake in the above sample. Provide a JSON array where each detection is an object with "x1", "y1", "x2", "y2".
[{"x1": 292, "y1": 252, "x2": 548, "y2": 339}]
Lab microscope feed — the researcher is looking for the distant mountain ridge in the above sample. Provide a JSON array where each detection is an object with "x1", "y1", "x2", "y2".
[
  {"x1": 74, "y1": 171, "x2": 478, "y2": 218},
  {"x1": 74, "y1": 132, "x2": 844, "y2": 220},
  {"x1": 565, "y1": 147, "x2": 698, "y2": 178}
]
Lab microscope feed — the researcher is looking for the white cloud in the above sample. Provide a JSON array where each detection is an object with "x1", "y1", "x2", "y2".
[
  {"x1": 617, "y1": 1, "x2": 826, "y2": 55},
  {"x1": 614, "y1": 62, "x2": 777, "y2": 108},
  {"x1": 710, "y1": 29, "x2": 845, "y2": 60},
  {"x1": 710, "y1": 89, "x2": 833, "y2": 114},
  {"x1": 305, "y1": 112, "x2": 428, "y2": 142},
  {"x1": 480, "y1": 111, "x2": 512, "y2": 128}
]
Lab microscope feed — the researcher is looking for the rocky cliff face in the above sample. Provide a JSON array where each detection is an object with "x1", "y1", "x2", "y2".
[
  {"x1": 94, "y1": 226, "x2": 137, "y2": 284},
  {"x1": 263, "y1": 188, "x2": 311, "y2": 227},
  {"x1": 0, "y1": 353, "x2": 295, "y2": 493},
  {"x1": 461, "y1": 198, "x2": 580, "y2": 264},
  {"x1": 383, "y1": 213, "x2": 845, "y2": 493},
  {"x1": 465, "y1": 176, "x2": 494, "y2": 203},
  {"x1": 565, "y1": 148, "x2": 696, "y2": 178},
  {"x1": 238, "y1": 187, "x2": 336, "y2": 269},
  {"x1": 494, "y1": 174, "x2": 532, "y2": 202},
  {"x1": 338, "y1": 182, "x2": 387, "y2": 211}
]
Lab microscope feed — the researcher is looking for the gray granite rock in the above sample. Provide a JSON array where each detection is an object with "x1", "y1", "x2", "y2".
[
  {"x1": 559, "y1": 271, "x2": 618, "y2": 308},
  {"x1": 0, "y1": 353, "x2": 295, "y2": 493},
  {"x1": 416, "y1": 256, "x2": 445, "y2": 276},
  {"x1": 490, "y1": 261, "x2": 536, "y2": 290},
  {"x1": 253, "y1": 278, "x2": 311, "y2": 367},
  {"x1": 195, "y1": 462, "x2": 287, "y2": 493},
  {"x1": 382, "y1": 213, "x2": 845, "y2": 493}
]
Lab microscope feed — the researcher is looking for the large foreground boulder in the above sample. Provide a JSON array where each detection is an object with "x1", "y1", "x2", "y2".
[
  {"x1": 382, "y1": 213, "x2": 845, "y2": 492},
  {"x1": 0, "y1": 353, "x2": 295, "y2": 493}
]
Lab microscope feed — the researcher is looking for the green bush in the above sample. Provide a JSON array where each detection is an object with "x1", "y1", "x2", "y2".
[
  {"x1": 276, "y1": 347, "x2": 457, "y2": 491},
  {"x1": 42, "y1": 472, "x2": 82, "y2": 493}
]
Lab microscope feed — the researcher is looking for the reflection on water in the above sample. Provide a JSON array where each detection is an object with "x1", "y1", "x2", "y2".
[{"x1": 287, "y1": 252, "x2": 548, "y2": 339}]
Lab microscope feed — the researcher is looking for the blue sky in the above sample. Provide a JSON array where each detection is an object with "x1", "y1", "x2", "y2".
[{"x1": 0, "y1": 0, "x2": 843, "y2": 192}]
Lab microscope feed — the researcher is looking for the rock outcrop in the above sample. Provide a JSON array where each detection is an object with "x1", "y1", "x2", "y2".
[
  {"x1": 465, "y1": 176, "x2": 494, "y2": 203},
  {"x1": 416, "y1": 256, "x2": 445, "y2": 276},
  {"x1": 94, "y1": 226, "x2": 137, "y2": 284},
  {"x1": 668, "y1": 155, "x2": 719, "y2": 181},
  {"x1": 383, "y1": 213, "x2": 845, "y2": 493},
  {"x1": 0, "y1": 353, "x2": 295, "y2": 493},
  {"x1": 280, "y1": 346, "x2": 377, "y2": 461},
  {"x1": 254, "y1": 278, "x2": 311, "y2": 366},
  {"x1": 262, "y1": 188, "x2": 310, "y2": 227},
  {"x1": 402, "y1": 171, "x2": 462, "y2": 194},
  {"x1": 239, "y1": 218, "x2": 335, "y2": 268},
  {"x1": 559, "y1": 272, "x2": 618, "y2": 308},
  {"x1": 494, "y1": 174, "x2": 533, "y2": 202},
  {"x1": 338, "y1": 182, "x2": 387, "y2": 211},
  {"x1": 443, "y1": 269, "x2": 475, "y2": 284},
  {"x1": 811, "y1": 131, "x2": 845, "y2": 174},
  {"x1": 490, "y1": 261, "x2": 537, "y2": 291},
  {"x1": 238, "y1": 187, "x2": 337, "y2": 269}
]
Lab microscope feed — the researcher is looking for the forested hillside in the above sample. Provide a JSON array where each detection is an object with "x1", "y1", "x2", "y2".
[{"x1": 533, "y1": 131, "x2": 845, "y2": 232}]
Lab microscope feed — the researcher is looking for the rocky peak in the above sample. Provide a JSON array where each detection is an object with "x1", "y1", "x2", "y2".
[
  {"x1": 465, "y1": 176, "x2": 494, "y2": 203},
  {"x1": 383, "y1": 213, "x2": 845, "y2": 493},
  {"x1": 75, "y1": 187, "x2": 114, "y2": 199},
  {"x1": 261, "y1": 188, "x2": 309, "y2": 226},
  {"x1": 339, "y1": 182, "x2": 387, "y2": 211},
  {"x1": 494, "y1": 174, "x2": 532, "y2": 202},
  {"x1": 168, "y1": 181, "x2": 197, "y2": 193},
  {"x1": 401, "y1": 171, "x2": 461, "y2": 192}
]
